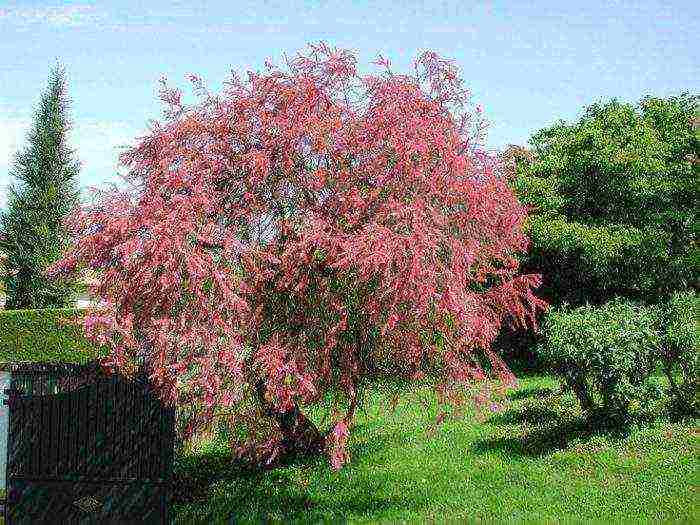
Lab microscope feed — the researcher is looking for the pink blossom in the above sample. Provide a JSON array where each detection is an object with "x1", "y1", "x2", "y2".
[{"x1": 51, "y1": 43, "x2": 547, "y2": 470}]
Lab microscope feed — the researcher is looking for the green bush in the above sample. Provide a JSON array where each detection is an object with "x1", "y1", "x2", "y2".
[
  {"x1": 514, "y1": 94, "x2": 699, "y2": 305},
  {"x1": 660, "y1": 291, "x2": 699, "y2": 418},
  {"x1": 537, "y1": 299, "x2": 666, "y2": 428},
  {"x1": 525, "y1": 217, "x2": 672, "y2": 304},
  {"x1": 0, "y1": 307, "x2": 105, "y2": 364}
]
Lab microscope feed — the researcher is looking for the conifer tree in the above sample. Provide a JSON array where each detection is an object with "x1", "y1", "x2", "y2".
[{"x1": 0, "y1": 65, "x2": 80, "y2": 309}]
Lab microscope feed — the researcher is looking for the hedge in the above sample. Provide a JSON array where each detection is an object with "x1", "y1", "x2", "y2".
[
  {"x1": 0, "y1": 308, "x2": 106, "y2": 364},
  {"x1": 537, "y1": 293, "x2": 700, "y2": 427},
  {"x1": 537, "y1": 299, "x2": 665, "y2": 427},
  {"x1": 661, "y1": 291, "x2": 700, "y2": 417}
]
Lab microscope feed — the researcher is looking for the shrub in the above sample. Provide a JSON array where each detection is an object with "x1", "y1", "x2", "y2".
[
  {"x1": 0, "y1": 307, "x2": 105, "y2": 364},
  {"x1": 660, "y1": 290, "x2": 699, "y2": 418},
  {"x1": 537, "y1": 299, "x2": 666, "y2": 428},
  {"x1": 525, "y1": 217, "x2": 671, "y2": 304}
]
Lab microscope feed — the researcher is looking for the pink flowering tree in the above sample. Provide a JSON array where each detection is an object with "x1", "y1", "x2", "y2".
[{"x1": 49, "y1": 43, "x2": 546, "y2": 470}]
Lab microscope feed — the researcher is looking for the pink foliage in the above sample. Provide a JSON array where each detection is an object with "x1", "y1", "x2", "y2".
[{"x1": 49, "y1": 43, "x2": 546, "y2": 469}]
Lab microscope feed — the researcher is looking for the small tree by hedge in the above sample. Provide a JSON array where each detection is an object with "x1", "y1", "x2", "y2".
[
  {"x1": 538, "y1": 293, "x2": 699, "y2": 428},
  {"x1": 0, "y1": 65, "x2": 80, "y2": 310},
  {"x1": 49, "y1": 44, "x2": 547, "y2": 470}
]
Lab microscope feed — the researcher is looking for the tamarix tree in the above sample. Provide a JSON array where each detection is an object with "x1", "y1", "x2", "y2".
[{"x1": 50, "y1": 44, "x2": 547, "y2": 470}]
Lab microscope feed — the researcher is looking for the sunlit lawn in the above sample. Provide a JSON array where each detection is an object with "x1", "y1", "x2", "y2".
[{"x1": 174, "y1": 375, "x2": 699, "y2": 524}]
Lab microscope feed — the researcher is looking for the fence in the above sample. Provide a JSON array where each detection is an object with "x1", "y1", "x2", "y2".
[{"x1": 1, "y1": 361, "x2": 175, "y2": 524}]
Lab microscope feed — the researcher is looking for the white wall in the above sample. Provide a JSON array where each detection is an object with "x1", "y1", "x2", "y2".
[{"x1": 0, "y1": 371, "x2": 9, "y2": 491}]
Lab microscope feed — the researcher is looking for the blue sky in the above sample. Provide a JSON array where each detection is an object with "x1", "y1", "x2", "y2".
[{"x1": 0, "y1": 0, "x2": 697, "y2": 207}]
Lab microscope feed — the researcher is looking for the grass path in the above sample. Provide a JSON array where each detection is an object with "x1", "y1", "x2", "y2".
[{"x1": 174, "y1": 375, "x2": 699, "y2": 523}]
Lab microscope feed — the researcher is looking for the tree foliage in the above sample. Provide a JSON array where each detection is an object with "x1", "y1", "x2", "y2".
[
  {"x1": 0, "y1": 65, "x2": 80, "y2": 309},
  {"x1": 514, "y1": 94, "x2": 699, "y2": 304},
  {"x1": 50, "y1": 44, "x2": 546, "y2": 469}
]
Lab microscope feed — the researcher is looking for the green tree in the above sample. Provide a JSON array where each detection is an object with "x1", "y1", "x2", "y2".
[
  {"x1": 514, "y1": 94, "x2": 699, "y2": 305},
  {"x1": 0, "y1": 65, "x2": 80, "y2": 309}
]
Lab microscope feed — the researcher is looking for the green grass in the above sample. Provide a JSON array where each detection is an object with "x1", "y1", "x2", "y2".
[{"x1": 173, "y1": 375, "x2": 699, "y2": 524}]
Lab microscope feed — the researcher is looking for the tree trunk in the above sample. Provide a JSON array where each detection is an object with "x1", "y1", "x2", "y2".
[
  {"x1": 255, "y1": 381, "x2": 325, "y2": 462},
  {"x1": 561, "y1": 369, "x2": 595, "y2": 414}
]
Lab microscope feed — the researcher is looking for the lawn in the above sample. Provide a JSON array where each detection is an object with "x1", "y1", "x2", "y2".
[{"x1": 173, "y1": 374, "x2": 699, "y2": 523}]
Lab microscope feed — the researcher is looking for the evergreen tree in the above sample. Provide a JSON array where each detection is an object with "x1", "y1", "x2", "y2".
[{"x1": 0, "y1": 65, "x2": 80, "y2": 309}]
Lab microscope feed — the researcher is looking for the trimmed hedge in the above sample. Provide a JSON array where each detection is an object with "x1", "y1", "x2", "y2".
[{"x1": 0, "y1": 307, "x2": 105, "y2": 364}]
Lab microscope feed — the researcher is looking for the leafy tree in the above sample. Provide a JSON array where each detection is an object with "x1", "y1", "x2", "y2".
[
  {"x1": 0, "y1": 65, "x2": 80, "y2": 309},
  {"x1": 515, "y1": 94, "x2": 699, "y2": 305},
  {"x1": 50, "y1": 44, "x2": 546, "y2": 469}
]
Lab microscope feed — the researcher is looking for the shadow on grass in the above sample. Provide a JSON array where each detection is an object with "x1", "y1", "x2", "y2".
[
  {"x1": 174, "y1": 464, "x2": 417, "y2": 524},
  {"x1": 173, "y1": 450, "x2": 319, "y2": 523},
  {"x1": 475, "y1": 398, "x2": 631, "y2": 458},
  {"x1": 473, "y1": 418, "x2": 597, "y2": 457},
  {"x1": 172, "y1": 432, "x2": 412, "y2": 523},
  {"x1": 172, "y1": 442, "x2": 326, "y2": 502},
  {"x1": 507, "y1": 386, "x2": 555, "y2": 401},
  {"x1": 489, "y1": 404, "x2": 561, "y2": 426}
]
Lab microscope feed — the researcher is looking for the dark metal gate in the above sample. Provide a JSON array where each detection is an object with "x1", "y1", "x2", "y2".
[{"x1": 1, "y1": 362, "x2": 175, "y2": 524}]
